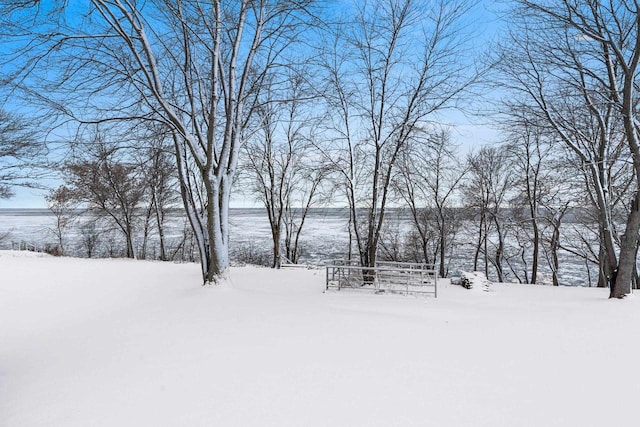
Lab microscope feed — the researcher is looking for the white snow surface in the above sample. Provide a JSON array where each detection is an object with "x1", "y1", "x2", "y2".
[{"x1": 2, "y1": 250, "x2": 640, "y2": 427}]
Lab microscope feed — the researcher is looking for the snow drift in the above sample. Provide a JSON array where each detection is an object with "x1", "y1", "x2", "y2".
[{"x1": 1, "y1": 251, "x2": 639, "y2": 426}]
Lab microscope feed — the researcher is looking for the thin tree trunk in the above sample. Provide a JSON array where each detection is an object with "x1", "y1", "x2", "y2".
[
  {"x1": 531, "y1": 219, "x2": 539, "y2": 284},
  {"x1": 483, "y1": 212, "x2": 489, "y2": 278},
  {"x1": 494, "y1": 224, "x2": 504, "y2": 282},
  {"x1": 439, "y1": 234, "x2": 446, "y2": 277},
  {"x1": 272, "y1": 227, "x2": 281, "y2": 268},
  {"x1": 474, "y1": 212, "x2": 484, "y2": 271},
  {"x1": 612, "y1": 191, "x2": 640, "y2": 298},
  {"x1": 155, "y1": 205, "x2": 167, "y2": 261},
  {"x1": 597, "y1": 244, "x2": 610, "y2": 288},
  {"x1": 551, "y1": 222, "x2": 560, "y2": 286}
]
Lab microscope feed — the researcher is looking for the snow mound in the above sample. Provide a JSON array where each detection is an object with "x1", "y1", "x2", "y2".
[
  {"x1": 0, "y1": 250, "x2": 52, "y2": 258},
  {"x1": 460, "y1": 271, "x2": 491, "y2": 292}
]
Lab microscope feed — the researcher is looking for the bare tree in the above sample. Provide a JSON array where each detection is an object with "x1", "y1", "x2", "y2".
[
  {"x1": 396, "y1": 128, "x2": 467, "y2": 277},
  {"x1": 502, "y1": 123, "x2": 558, "y2": 284},
  {"x1": 78, "y1": 220, "x2": 102, "y2": 259},
  {"x1": 62, "y1": 140, "x2": 145, "y2": 259},
  {"x1": 321, "y1": 0, "x2": 478, "y2": 271},
  {"x1": 45, "y1": 185, "x2": 75, "y2": 256},
  {"x1": 564, "y1": 144, "x2": 631, "y2": 288},
  {"x1": 136, "y1": 130, "x2": 179, "y2": 261},
  {"x1": 543, "y1": 201, "x2": 571, "y2": 287},
  {"x1": 243, "y1": 72, "x2": 328, "y2": 267},
  {"x1": 282, "y1": 165, "x2": 331, "y2": 265},
  {"x1": 499, "y1": 0, "x2": 640, "y2": 297},
  {"x1": 1, "y1": 0, "x2": 318, "y2": 284},
  {"x1": 463, "y1": 146, "x2": 513, "y2": 282}
]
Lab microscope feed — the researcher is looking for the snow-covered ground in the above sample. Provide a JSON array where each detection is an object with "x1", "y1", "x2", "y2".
[{"x1": 2, "y1": 251, "x2": 639, "y2": 426}]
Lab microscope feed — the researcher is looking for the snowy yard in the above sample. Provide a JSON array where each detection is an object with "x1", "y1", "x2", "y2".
[{"x1": 2, "y1": 251, "x2": 639, "y2": 426}]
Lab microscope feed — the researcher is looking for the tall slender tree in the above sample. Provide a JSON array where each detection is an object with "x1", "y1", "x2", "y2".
[
  {"x1": 463, "y1": 146, "x2": 513, "y2": 282},
  {"x1": 243, "y1": 71, "x2": 328, "y2": 268},
  {"x1": 63, "y1": 140, "x2": 145, "y2": 259},
  {"x1": 396, "y1": 128, "x2": 467, "y2": 277}
]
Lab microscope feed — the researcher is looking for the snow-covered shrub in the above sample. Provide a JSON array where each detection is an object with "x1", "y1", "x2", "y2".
[
  {"x1": 231, "y1": 243, "x2": 271, "y2": 267},
  {"x1": 43, "y1": 243, "x2": 63, "y2": 257},
  {"x1": 0, "y1": 230, "x2": 10, "y2": 249}
]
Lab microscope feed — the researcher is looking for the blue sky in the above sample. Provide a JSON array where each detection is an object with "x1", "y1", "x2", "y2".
[{"x1": 0, "y1": 0, "x2": 506, "y2": 209}]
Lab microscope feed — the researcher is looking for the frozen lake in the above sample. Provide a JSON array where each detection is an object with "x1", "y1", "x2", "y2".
[
  {"x1": 0, "y1": 208, "x2": 351, "y2": 264},
  {"x1": 0, "y1": 208, "x2": 599, "y2": 286}
]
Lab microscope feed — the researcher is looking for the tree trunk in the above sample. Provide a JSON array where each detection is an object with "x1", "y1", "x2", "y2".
[
  {"x1": 439, "y1": 234, "x2": 446, "y2": 278},
  {"x1": 483, "y1": 213, "x2": 489, "y2": 278},
  {"x1": 531, "y1": 219, "x2": 539, "y2": 284},
  {"x1": 551, "y1": 221, "x2": 560, "y2": 286},
  {"x1": 633, "y1": 241, "x2": 640, "y2": 290},
  {"x1": 203, "y1": 207, "x2": 230, "y2": 284},
  {"x1": 363, "y1": 239, "x2": 377, "y2": 285},
  {"x1": 347, "y1": 213, "x2": 353, "y2": 262},
  {"x1": 495, "y1": 240, "x2": 504, "y2": 283},
  {"x1": 152, "y1": 191, "x2": 167, "y2": 261},
  {"x1": 175, "y1": 141, "x2": 230, "y2": 285},
  {"x1": 597, "y1": 214, "x2": 619, "y2": 288},
  {"x1": 473, "y1": 211, "x2": 484, "y2": 271},
  {"x1": 611, "y1": 191, "x2": 640, "y2": 298},
  {"x1": 156, "y1": 209, "x2": 167, "y2": 261},
  {"x1": 271, "y1": 226, "x2": 281, "y2": 269},
  {"x1": 125, "y1": 223, "x2": 136, "y2": 259},
  {"x1": 597, "y1": 244, "x2": 610, "y2": 288},
  {"x1": 422, "y1": 240, "x2": 430, "y2": 266}
]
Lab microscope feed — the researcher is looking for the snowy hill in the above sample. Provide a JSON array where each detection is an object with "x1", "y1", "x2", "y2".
[{"x1": 2, "y1": 250, "x2": 639, "y2": 426}]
